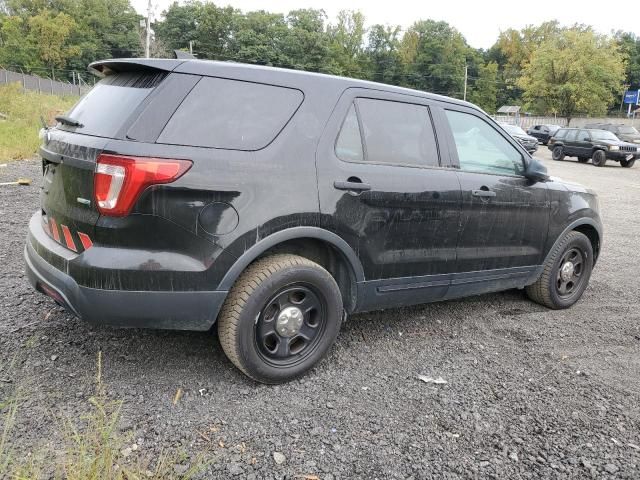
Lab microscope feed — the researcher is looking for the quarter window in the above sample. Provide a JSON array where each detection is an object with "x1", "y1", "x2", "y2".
[
  {"x1": 335, "y1": 104, "x2": 364, "y2": 162},
  {"x1": 157, "y1": 77, "x2": 303, "y2": 150},
  {"x1": 445, "y1": 110, "x2": 524, "y2": 176},
  {"x1": 338, "y1": 98, "x2": 439, "y2": 167}
]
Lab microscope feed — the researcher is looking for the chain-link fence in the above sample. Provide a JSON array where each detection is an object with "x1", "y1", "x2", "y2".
[{"x1": 0, "y1": 68, "x2": 89, "y2": 96}]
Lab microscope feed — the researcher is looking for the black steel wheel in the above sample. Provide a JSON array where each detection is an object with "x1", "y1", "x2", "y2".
[
  {"x1": 526, "y1": 231, "x2": 593, "y2": 309},
  {"x1": 217, "y1": 254, "x2": 343, "y2": 383},
  {"x1": 592, "y1": 149, "x2": 607, "y2": 167},
  {"x1": 552, "y1": 146, "x2": 565, "y2": 161},
  {"x1": 255, "y1": 284, "x2": 327, "y2": 367}
]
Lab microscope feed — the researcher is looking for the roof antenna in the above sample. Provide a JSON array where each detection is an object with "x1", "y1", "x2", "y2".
[{"x1": 174, "y1": 50, "x2": 195, "y2": 60}]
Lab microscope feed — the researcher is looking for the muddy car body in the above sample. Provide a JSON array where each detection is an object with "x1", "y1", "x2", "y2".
[{"x1": 26, "y1": 58, "x2": 602, "y2": 382}]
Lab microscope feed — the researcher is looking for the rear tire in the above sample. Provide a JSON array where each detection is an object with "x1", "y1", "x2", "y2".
[
  {"x1": 552, "y1": 146, "x2": 565, "y2": 161},
  {"x1": 217, "y1": 254, "x2": 343, "y2": 384},
  {"x1": 525, "y1": 231, "x2": 593, "y2": 309},
  {"x1": 592, "y1": 149, "x2": 607, "y2": 167},
  {"x1": 620, "y1": 159, "x2": 635, "y2": 168}
]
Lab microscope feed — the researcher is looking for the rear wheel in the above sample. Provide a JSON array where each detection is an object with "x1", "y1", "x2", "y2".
[
  {"x1": 552, "y1": 146, "x2": 565, "y2": 161},
  {"x1": 525, "y1": 231, "x2": 593, "y2": 309},
  {"x1": 621, "y1": 159, "x2": 636, "y2": 168},
  {"x1": 592, "y1": 149, "x2": 607, "y2": 167},
  {"x1": 217, "y1": 254, "x2": 343, "y2": 384},
  {"x1": 577, "y1": 157, "x2": 589, "y2": 163}
]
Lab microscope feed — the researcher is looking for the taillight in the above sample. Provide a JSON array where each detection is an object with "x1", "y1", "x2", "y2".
[{"x1": 94, "y1": 154, "x2": 192, "y2": 217}]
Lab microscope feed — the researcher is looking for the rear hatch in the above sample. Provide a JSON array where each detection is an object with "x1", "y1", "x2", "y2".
[{"x1": 40, "y1": 67, "x2": 171, "y2": 253}]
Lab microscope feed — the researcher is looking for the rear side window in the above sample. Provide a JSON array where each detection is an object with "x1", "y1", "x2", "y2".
[
  {"x1": 157, "y1": 77, "x2": 303, "y2": 150},
  {"x1": 565, "y1": 130, "x2": 578, "y2": 141},
  {"x1": 335, "y1": 104, "x2": 363, "y2": 161},
  {"x1": 61, "y1": 71, "x2": 166, "y2": 137},
  {"x1": 338, "y1": 98, "x2": 439, "y2": 167},
  {"x1": 555, "y1": 129, "x2": 567, "y2": 138}
]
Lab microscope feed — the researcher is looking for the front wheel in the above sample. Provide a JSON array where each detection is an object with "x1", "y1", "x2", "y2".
[
  {"x1": 592, "y1": 149, "x2": 607, "y2": 167},
  {"x1": 552, "y1": 146, "x2": 565, "y2": 161},
  {"x1": 621, "y1": 158, "x2": 636, "y2": 168},
  {"x1": 217, "y1": 254, "x2": 343, "y2": 383},
  {"x1": 525, "y1": 231, "x2": 593, "y2": 309}
]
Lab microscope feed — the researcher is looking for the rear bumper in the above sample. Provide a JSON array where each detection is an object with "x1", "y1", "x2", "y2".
[{"x1": 25, "y1": 214, "x2": 227, "y2": 331}]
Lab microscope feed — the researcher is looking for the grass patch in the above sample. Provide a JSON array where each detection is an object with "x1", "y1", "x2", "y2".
[
  {"x1": 0, "y1": 83, "x2": 77, "y2": 161},
  {"x1": 0, "y1": 352, "x2": 209, "y2": 479}
]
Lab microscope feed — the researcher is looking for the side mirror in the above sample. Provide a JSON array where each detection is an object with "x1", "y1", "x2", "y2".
[{"x1": 524, "y1": 158, "x2": 549, "y2": 182}]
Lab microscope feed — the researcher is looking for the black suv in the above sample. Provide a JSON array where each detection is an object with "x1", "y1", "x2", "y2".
[
  {"x1": 527, "y1": 124, "x2": 562, "y2": 145},
  {"x1": 584, "y1": 123, "x2": 640, "y2": 144},
  {"x1": 25, "y1": 58, "x2": 602, "y2": 383},
  {"x1": 549, "y1": 127, "x2": 639, "y2": 167}
]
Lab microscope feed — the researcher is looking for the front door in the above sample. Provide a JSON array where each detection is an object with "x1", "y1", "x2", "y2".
[
  {"x1": 316, "y1": 90, "x2": 461, "y2": 310},
  {"x1": 439, "y1": 108, "x2": 550, "y2": 299}
]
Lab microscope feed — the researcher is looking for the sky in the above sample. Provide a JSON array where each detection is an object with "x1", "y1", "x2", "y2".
[{"x1": 131, "y1": 0, "x2": 637, "y2": 50}]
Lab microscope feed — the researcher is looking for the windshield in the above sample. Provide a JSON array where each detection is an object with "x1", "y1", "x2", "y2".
[
  {"x1": 501, "y1": 124, "x2": 527, "y2": 136},
  {"x1": 618, "y1": 126, "x2": 639, "y2": 135},
  {"x1": 590, "y1": 130, "x2": 619, "y2": 141}
]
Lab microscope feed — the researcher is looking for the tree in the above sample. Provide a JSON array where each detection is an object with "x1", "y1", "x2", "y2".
[
  {"x1": 327, "y1": 10, "x2": 367, "y2": 77},
  {"x1": 27, "y1": 10, "x2": 79, "y2": 78},
  {"x1": 401, "y1": 20, "x2": 469, "y2": 98},
  {"x1": 468, "y1": 61, "x2": 498, "y2": 113},
  {"x1": 518, "y1": 29, "x2": 625, "y2": 120},
  {"x1": 283, "y1": 9, "x2": 330, "y2": 72},
  {"x1": 365, "y1": 24, "x2": 403, "y2": 85}
]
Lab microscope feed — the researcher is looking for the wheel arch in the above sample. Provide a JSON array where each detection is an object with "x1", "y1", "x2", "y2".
[
  {"x1": 218, "y1": 227, "x2": 365, "y2": 313},
  {"x1": 544, "y1": 219, "x2": 602, "y2": 267}
]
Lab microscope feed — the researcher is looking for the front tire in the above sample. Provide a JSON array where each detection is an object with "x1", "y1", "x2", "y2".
[
  {"x1": 525, "y1": 231, "x2": 593, "y2": 309},
  {"x1": 552, "y1": 146, "x2": 565, "y2": 161},
  {"x1": 621, "y1": 159, "x2": 635, "y2": 168},
  {"x1": 217, "y1": 254, "x2": 343, "y2": 384},
  {"x1": 592, "y1": 149, "x2": 607, "y2": 167}
]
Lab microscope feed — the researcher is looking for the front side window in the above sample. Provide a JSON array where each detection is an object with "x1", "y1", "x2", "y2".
[
  {"x1": 578, "y1": 130, "x2": 590, "y2": 141},
  {"x1": 445, "y1": 110, "x2": 524, "y2": 176}
]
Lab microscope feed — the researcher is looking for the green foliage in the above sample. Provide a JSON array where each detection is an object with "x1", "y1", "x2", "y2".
[
  {"x1": 518, "y1": 28, "x2": 625, "y2": 119},
  {"x1": 0, "y1": 82, "x2": 76, "y2": 160},
  {"x1": 468, "y1": 61, "x2": 498, "y2": 113}
]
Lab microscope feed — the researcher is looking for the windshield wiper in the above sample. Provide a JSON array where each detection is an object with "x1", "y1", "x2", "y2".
[{"x1": 55, "y1": 115, "x2": 83, "y2": 128}]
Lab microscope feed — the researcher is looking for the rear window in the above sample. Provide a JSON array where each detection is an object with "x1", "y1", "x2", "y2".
[
  {"x1": 61, "y1": 72, "x2": 166, "y2": 137},
  {"x1": 157, "y1": 77, "x2": 303, "y2": 150}
]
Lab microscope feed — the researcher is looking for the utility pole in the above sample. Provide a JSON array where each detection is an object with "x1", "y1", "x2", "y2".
[
  {"x1": 463, "y1": 65, "x2": 468, "y2": 102},
  {"x1": 145, "y1": 0, "x2": 152, "y2": 58},
  {"x1": 189, "y1": 41, "x2": 194, "y2": 55}
]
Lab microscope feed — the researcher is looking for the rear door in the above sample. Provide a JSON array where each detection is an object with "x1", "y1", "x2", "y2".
[
  {"x1": 562, "y1": 129, "x2": 579, "y2": 155},
  {"x1": 39, "y1": 68, "x2": 184, "y2": 252},
  {"x1": 316, "y1": 89, "x2": 461, "y2": 308},
  {"x1": 575, "y1": 129, "x2": 592, "y2": 158}
]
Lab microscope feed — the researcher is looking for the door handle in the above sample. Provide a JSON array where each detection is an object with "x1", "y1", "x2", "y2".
[
  {"x1": 472, "y1": 189, "x2": 496, "y2": 198},
  {"x1": 334, "y1": 180, "x2": 371, "y2": 192}
]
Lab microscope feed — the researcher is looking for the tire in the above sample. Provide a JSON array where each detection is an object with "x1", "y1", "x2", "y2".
[
  {"x1": 620, "y1": 159, "x2": 635, "y2": 168},
  {"x1": 592, "y1": 149, "x2": 607, "y2": 167},
  {"x1": 217, "y1": 254, "x2": 343, "y2": 384},
  {"x1": 525, "y1": 231, "x2": 593, "y2": 309},
  {"x1": 577, "y1": 157, "x2": 589, "y2": 163},
  {"x1": 552, "y1": 146, "x2": 565, "y2": 161}
]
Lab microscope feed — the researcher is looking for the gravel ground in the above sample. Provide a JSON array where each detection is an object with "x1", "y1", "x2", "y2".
[{"x1": 1, "y1": 149, "x2": 639, "y2": 479}]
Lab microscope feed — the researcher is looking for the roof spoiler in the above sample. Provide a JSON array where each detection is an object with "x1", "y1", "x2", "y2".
[{"x1": 88, "y1": 54, "x2": 193, "y2": 77}]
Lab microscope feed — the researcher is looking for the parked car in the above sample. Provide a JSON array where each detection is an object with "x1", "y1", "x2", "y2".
[
  {"x1": 25, "y1": 58, "x2": 602, "y2": 383},
  {"x1": 527, "y1": 124, "x2": 562, "y2": 145},
  {"x1": 583, "y1": 123, "x2": 640, "y2": 144},
  {"x1": 549, "y1": 127, "x2": 639, "y2": 167},
  {"x1": 499, "y1": 123, "x2": 538, "y2": 153}
]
